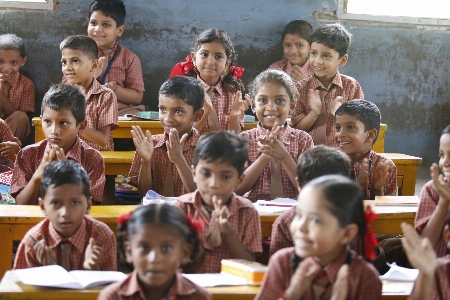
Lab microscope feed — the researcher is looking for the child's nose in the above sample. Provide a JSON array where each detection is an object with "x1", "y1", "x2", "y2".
[
  {"x1": 209, "y1": 176, "x2": 218, "y2": 189},
  {"x1": 147, "y1": 250, "x2": 158, "y2": 262}
]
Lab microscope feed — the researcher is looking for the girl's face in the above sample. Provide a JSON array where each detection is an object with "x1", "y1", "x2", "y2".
[
  {"x1": 439, "y1": 133, "x2": 450, "y2": 179},
  {"x1": 290, "y1": 185, "x2": 355, "y2": 266},
  {"x1": 192, "y1": 41, "x2": 229, "y2": 86},
  {"x1": 126, "y1": 224, "x2": 192, "y2": 294},
  {"x1": 253, "y1": 81, "x2": 294, "y2": 129}
]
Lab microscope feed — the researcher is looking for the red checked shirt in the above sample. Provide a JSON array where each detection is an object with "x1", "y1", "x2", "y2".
[
  {"x1": 268, "y1": 58, "x2": 314, "y2": 84},
  {"x1": 98, "y1": 270, "x2": 211, "y2": 300},
  {"x1": 291, "y1": 72, "x2": 364, "y2": 147},
  {"x1": 13, "y1": 216, "x2": 116, "y2": 271},
  {"x1": 4, "y1": 72, "x2": 35, "y2": 114},
  {"x1": 256, "y1": 247, "x2": 382, "y2": 300},
  {"x1": 174, "y1": 190, "x2": 263, "y2": 273},
  {"x1": 351, "y1": 150, "x2": 397, "y2": 200},
  {"x1": 196, "y1": 75, "x2": 244, "y2": 133},
  {"x1": 82, "y1": 79, "x2": 118, "y2": 151},
  {"x1": 10, "y1": 138, "x2": 105, "y2": 203},
  {"x1": 415, "y1": 179, "x2": 449, "y2": 257},
  {"x1": 270, "y1": 207, "x2": 295, "y2": 256},
  {"x1": 0, "y1": 118, "x2": 21, "y2": 145},
  {"x1": 239, "y1": 123, "x2": 313, "y2": 202},
  {"x1": 96, "y1": 41, "x2": 145, "y2": 111},
  {"x1": 127, "y1": 129, "x2": 200, "y2": 196}
]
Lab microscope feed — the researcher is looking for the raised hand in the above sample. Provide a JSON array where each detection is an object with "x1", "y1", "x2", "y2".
[
  {"x1": 330, "y1": 96, "x2": 343, "y2": 116},
  {"x1": 93, "y1": 56, "x2": 108, "y2": 79},
  {"x1": 131, "y1": 125, "x2": 154, "y2": 161},
  {"x1": 431, "y1": 163, "x2": 450, "y2": 204},
  {"x1": 285, "y1": 257, "x2": 322, "y2": 299},
  {"x1": 33, "y1": 238, "x2": 57, "y2": 266},
  {"x1": 104, "y1": 81, "x2": 117, "y2": 92},
  {"x1": 291, "y1": 65, "x2": 304, "y2": 82},
  {"x1": 83, "y1": 237, "x2": 104, "y2": 270},
  {"x1": 166, "y1": 128, "x2": 187, "y2": 165},
  {"x1": 308, "y1": 89, "x2": 322, "y2": 117},
  {"x1": 373, "y1": 160, "x2": 390, "y2": 191},
  {"x1": 257, "y1": 122, "x2": 289, "y2": 161},
  {"x1": 230, "y1": 91, "x2": 249, "y2": 118},
  {"x1": 356, "y1": 158, "x2": 370, "y2": 189}
]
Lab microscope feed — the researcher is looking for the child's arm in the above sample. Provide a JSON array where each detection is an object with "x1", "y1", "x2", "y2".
[
  {"x1": 166, "y1": 128, "x2": 196, "y2": 192},
  {"x1": 228, "y1": 91, "x2": 249, "y2": 134},
  {"x1": 284, "y1": 257, "x2": 321, "y2": 300},
  {"x1": 0, "y1": 141, "x2": 20, "y2": 156},
  {"x1": 372, "y1": 160, "x2": 391, "y2": 196},
  {"x1": 293, "y1": 89, "x2": 322, "y2": 132},
  {"x1": 104, "y1": 81, "x2": 143, "y2": 105},
  {"x1": 420, "y1": 164, "x2": 450, "y2": 246},
  {"x1": 194, "y1": 92, "x2": 219, "y2": 132},
  {"x1": 401, "y1": 222, "x2": 436, "y2": 300},
  {"x1": 0, "y1": 80, "x2": 17, "y2": 117},
  {"x1": 131, "y1": 126, "x2": 154, "y2": 198},
  {"x1": 81, "y1": 125, "x2": 111, "y2": 148},
  {"x1": 234, "y1": 153, "x2": 270, "y2": 195},
  {"x1": 83, "y1": 238, "x2": 104, "y2": 270}
]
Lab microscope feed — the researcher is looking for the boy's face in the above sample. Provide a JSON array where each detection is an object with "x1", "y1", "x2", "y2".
[
  {"x1": 335, "y1": 114, "x2": 376, "y2": 160},
  {"x1": 158, "y1": 95, "x2": 203, "y2": 137},
  {"x1": 39, "y1": 183, "x2": 92, "y2": 238},
  {"x1": 283, "y1": 34, "x2": 310, "y2": 67},
  {"x1": 192, "y1": 158, "x2": 244, "y2": 208},
  {"x1": 439, "y1": 133, "x2": 450, "y2": 179},
  {"x1": 88, "y1": 11, "x2": 124, "y2": 51},
  {"x1": 61, "y1": 48, "x2": 98, "y2": 91},
  {"x1": 41, "y1": 107, "x2": 86, "y2": 155},
  {"x1": 0, "y1": 49, "x2": 27, "y2": 82},
  {"x1": 309, "y1": 42, "x2": 348, "y2": 87}
]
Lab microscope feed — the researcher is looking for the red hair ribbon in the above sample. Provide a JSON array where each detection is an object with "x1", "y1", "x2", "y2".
[
  {"x1": 363, "y1": 205, "x2": 379, "y2": 260},
  {"x1": 169, "y1": 55, "x2": 195, "y2": 78},
  {"x1": 117, "y1": 211, "x2": 133, "y2": 226},
  {"x1": 187, "y1": 215, "x2": 204, "y2": 233},
  {"x1": 228, "y1": 65, "x2": 244, "y2": 80}
]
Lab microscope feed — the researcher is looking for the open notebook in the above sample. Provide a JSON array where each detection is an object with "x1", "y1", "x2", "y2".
[
  {"x1": 13, "y1": 265, "x2": 127, "y2": 289},
  {"x1": 379, "y1": 263, "x2": 419, "y2": 282}
]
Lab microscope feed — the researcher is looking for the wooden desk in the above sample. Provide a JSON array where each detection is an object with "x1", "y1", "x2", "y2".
[{"x1": 381, "y1": 153, "x2": 422, "y2": 196}]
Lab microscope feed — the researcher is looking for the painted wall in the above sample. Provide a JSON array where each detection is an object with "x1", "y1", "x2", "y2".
[{"x1": 1, "y1": 0, "x2": 448, "y2": 165}]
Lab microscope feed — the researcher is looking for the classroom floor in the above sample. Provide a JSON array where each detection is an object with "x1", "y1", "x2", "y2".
[{"x1": 414, "y1": 163, "x2": 430, "y2": 196}]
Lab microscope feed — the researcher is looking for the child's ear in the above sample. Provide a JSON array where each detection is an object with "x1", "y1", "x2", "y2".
[
  {"x1": 181, "y1": 243, "x2": 193, "y2": 265},
  {"x1": 117, "y1": 25, "x2": 125, "y2": 37},
  {"x1": 193, "y1": 108, "x2": 204, "y2": 123},
  {"x1": 365, "y1": 128, "x2": 377, "y2": 145},
  {"x1": 91, "y1": 59, "x2": 99, "y2": 72},
  {"x1": 124, "y1": 241, "x2": 133, "y2": 264},
  {"x1": 39, "y1": 197, "x2": 46, "y2": 216},
  {"x1": 190, "y1": 52, "x2": 196, "y2": 64},
  {"x1": 235, "y1": 173, "x2": 245, "y2": 189},
  {"x1": 340, "y1": 223, "x2": 358, "y2": 245},
  {"x1": 338, "y1": 54, "x2": 348, "y2": 67},
  {"x1": 85, "y1": 196, "x2": 92, "y2": 214},
  {"x1": 77, "y1": 120, "x2": 88, "y2": 135},
  {"x1": 21, "y1": 56, "x2": 28, "y2": 66}
]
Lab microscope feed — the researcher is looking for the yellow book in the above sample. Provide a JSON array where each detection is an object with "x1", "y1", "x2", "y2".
[{"x1": 220, "y1": 259, "x2": 268, "y2": 285}]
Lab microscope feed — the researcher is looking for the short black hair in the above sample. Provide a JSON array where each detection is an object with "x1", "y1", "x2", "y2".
[
  {"x1": 0, "y1": 33, "x2": 26, "y2": 57},
  {"x1": 159, "y1": 76, "x2": 204, "y2": 113},
  {"x1": 282, "y1": 20, "x2": 313, "y2": 44},
  {"x1": 89, "y1": 0, "x2": 126, "y2": 27},
  {"x1": 193, "y1": 131, "x2": 248, "y2": 176},
  {"x1": 40, "y1": 160, "x2": 90, "y2": 199},
  {"x1": 335, "y1": 99, "x2": 381, "y2": 144},
  {"x1": 41, "y1": 84, "x2": 86, "y2": 125},
  {"x1": 60, "y1": 35, "x2": 98, "y2": 60},
  {"x1": 296, "y1": 145, "x2": 351, "y2": 187},
  {"x1": 311, "y1": 23, "x2": 352, "y2": 58}
]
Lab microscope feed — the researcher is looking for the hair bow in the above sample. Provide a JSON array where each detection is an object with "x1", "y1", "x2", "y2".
[
  {"x1": 117, "y1": 211, "x2": 133, "y2": 226},
  {"x1": 187, "y1": 215, "x2": 204, "y2": 233},
  {"x1": 363, "y1": 205, "x2": 379, "y2": 260},
  {"x1": 169, "y1": 55, "x2": 195, "y2": 78},
  {"x1": 228, "y1": 65, "x2": 244, "y2": 80}
]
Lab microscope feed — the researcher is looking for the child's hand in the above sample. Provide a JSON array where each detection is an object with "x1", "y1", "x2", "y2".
[
  {"x1": 373, "y1": 160, "x2": 390, "y2": 191},
  {"x1": 230, "y1": 91, "x2": 249, "y2": 118},
  {"x1": 257, "y1": 123, "x2": 289, "y2": 161},
  {"x1": 34, "y1": 145, "x2": 56, "y2": 180},
  {"x1": 330, "y1": 96, "x2": 343, "y2": 116},
  {"x1": 204, "y1": 91, "x2": 215, "y2": 115},
  {"x1": 0, "y1": 141, "x2": 20, "y2": 156},
  {"x1": 131, "y1": 126, "x2": 154, "y2": 161},
  {"x1": 0, "y1": 79, "x2": 11, "y2": 101},
  {"x1": 285, "y1": 257, "x2": 321, "y2": 299},
  {"x1": 33, "y1": 239, "x2": 56, "y2": 266},
  {"x1": 356, "y1": 158, "x2": 370, "y2": 189},
  {"x1": 51, "y1": 144, "x2": 66, "y2": 161},
  {"x1": 290, "y1": 65, "x2": 304, "y2": 82},
  {"x1": 401, "y1": 222, "x2": 436, "y2": 276},
  {"x1": 104, "y1": 81, "x2": 117, "y2": 92},
  {"x1": 431, "y1": 163, "x2": 450, "y2": 205},
  {"x1": 93, "y1": 56, "x2": 108, "y2": 79},
  {"x1": 308, "y1": 89, "x2": 322, "y2": 117},
  {"x1": 83, "y1": 237, "x2": 104, "y2": 270},
  {"x1": 166, "y1": 128, "x2": 187, "y2": 165},
  {"x1": 331, "y1": 265, "x2": 349, "y2": 300},
  {"x1": 212, "y1": 196, "x2": 230, "y2": 233}
]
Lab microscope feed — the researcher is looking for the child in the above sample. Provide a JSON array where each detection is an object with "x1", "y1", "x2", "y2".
[
  {"x1": 291, "y1": 23, "x2": 364, "y2": 147},
  {"x1": 256, "y1": 175, "x2": 382, "y2": 300},
  {"x1": 128, "y1": 76, "x2": 204, "y2": 197},
  {"x1": 170, "y1": 28, "x2": 248, "y2": 133},
  {"x1": 237, "y1": 69, "x2": 313, "y2": 201},
  {"x1": 10, "y1": 84, "x2": 105, "y2": 205},
  {"x1": 173, "y1": 131, "x2": 262, "y2": 273},
  {"x1": 88, "y1": 0, "x2": 145, "y2": 116},
  {"x1": 0, "y1": 33, "x2": 35, "y2": 143},
  {"x1": 14, "y1": 160, "x2": 116, "y2": 271},
  {"x1": 268, "y1": 20, "x2": 314, "y2": 83},
  {"x1": 270, "y1": 145, "x2": 351, "y2": 256},
  {"x1": 99, "y1": 204, "x2": 211, "y2": 300},
  {"x1": 335, "y1": 99, "x2": 397, "y2": 200},
  {"x1": 60, "y1": 35, "x2": 118, "y2": 152},
  {"x1": 415, "y1": 125, "x2": 450, "y2": 257}
]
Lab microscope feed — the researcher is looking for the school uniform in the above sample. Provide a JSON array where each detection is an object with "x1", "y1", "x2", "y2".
[
  {"x1": 10, "y1": 138, "x2": 105, "y2": 203},
  {"x1": 415, "y1": 180, "x2": 450, "y2": 257},
  {"x1": 174, "y1": 190, "x2": 262, "y2": 273},
  {"x1": 291, "y1": 72, "x2": 364, "y2": 147},
  {"x1": 256, "y1": 247, "x2": 382, "y2": 300},
  {"x1": 239, "y1": 123, "x2": 313, "y2": 202},
  {"x1": 98, "y1": 270, "x2": 211, "y2": 300},
  {"x1": 0, "y1": 117, "x2": 21, "y2": 146},
  {"x1": 14, "y1": 216, "x2": 116, "y2": 271},
  {"x1": 270, "y1": 206, "x2": 295, "y2": 256},
  {"x1": 127, "y1": 129, "x2": 200, "y2": 196},
  {"x1": 268, "y1": 58, "x2": 314, "y2": 83}
]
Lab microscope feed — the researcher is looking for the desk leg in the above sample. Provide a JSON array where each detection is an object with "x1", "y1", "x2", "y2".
[{"x1": 0, "y1": 225, "x2": 13, "y2": 278}]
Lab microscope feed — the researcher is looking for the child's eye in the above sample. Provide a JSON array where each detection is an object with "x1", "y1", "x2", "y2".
[
  {"x1": 347, "y1": 125, "x2": 354, "y2": 130},
  {"x1": 61, "y1": 61, "x2": 66, "y2": 65},
  {"x1": 335, "y1": 125, "x2": 341, "y2": 132},
  {"x1": 221, "y1": 174, "x2": 231, "y2": 180},
  {"x1": 90, "y1": 21, "x2": 97, "y2": 26},
  {"x1": 43, "y1": 119, "x2": 51, "y2": 125},
  {"x1": 138, "y1": 245, "x2": 149, "y2": 252},
  {"x1": 175, "y1": 110, "x2": 184, "y2": 114},
  {"x1": 71, "y1": 200, "x2": 80, "y2": 206},
  {"x1": 161, "y1": 245, "x2": 173, "y2": 252},
  {"x1": 51, "y1": 201, "x2": 60, "y2": 206},
  {"x1": 310, "y1": 218, "x2": 320, "y2": 224},
  {"x1": 310, "y1": 51, "x2": 317, "y2": 56},
  {"x1": 200, "y1": 53, "x2": 208, "y2": 57},
  {"x1": 283, "y1": 44, "x2": 290, "y2": 48},
  {"x1": 276, "y1": 98, "x2": 286, "y2": 104},
  {"x1": 256, "y1": 98, "x2": 267, "y2": 104},
  {"x1": 439, "y1": 152, "x2": 444, "y2": 158},
  {"x1": 158, "y1": 107, "x2": 166, "y2": 113},
  {"x1": 296, "y1": 44, "x2": 303, "y2": 48},
  {"x1": 73, "y1": 59, "x2": 79, "y2": 63},
  {"x1": 103, "y1": 23, "x2": 110, "y2": 27},
  {"x1": 201, "y1": 171, "x2": 211, "y2": 177},
  {"x1": 215, "y1": 55, "x2": 223, "y2": 60},
  {"x1": 11, "y1": 61, "x2": 18, "y2": 65},
  {"x1": 60, "y1": 121, "x2": 68, "y2": 126},
  {"x1": 324, "y1": 54, "x2": 331, "y2": 58}
]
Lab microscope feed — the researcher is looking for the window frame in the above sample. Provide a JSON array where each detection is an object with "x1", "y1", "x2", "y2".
[
  {"x1": 0, "y1": 0, "x2": 56, "y2": 11},
  {"x1": 337, "y1": 0, "x2": 450, "y2": 26}
]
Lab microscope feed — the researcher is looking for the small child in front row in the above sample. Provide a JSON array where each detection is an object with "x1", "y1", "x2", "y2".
[
  {"x1": 256, "y1": 175, "x2": 382, "y2": 300},
  {"x1": 128, "y1": 76, "x2": 204, "y2": 198},
  {"x1": 270, "y1": 145, "x2": 351, "y2": 256},
  {"x1": 173, "y1": 131, "x2": 262, "y2": 273},
  {"x1": 415, "y1": 125, "x2": 450, "y2": 257},
  {"x1": 335, "y1": 99, "x2": 397, "y2": 200},
  {"x1": 291, "y1": 23, "x2": 364, "y2": 147},
  {"x1": 99, "y1": 204, "x2": 211, "y2": 300},
  {"x1": 237, "y1": 69, "x2": 313, "y2": 201},
  {"x1": 268, "y1": 20, "x2": 314, "y2": 84},
  {"x1": 14, "y1": 160, "x2": 116, "y2": 270}
]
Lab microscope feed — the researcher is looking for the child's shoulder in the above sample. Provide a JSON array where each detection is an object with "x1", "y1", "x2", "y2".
[
  {"x1": 25, "y1": 218, "x2": 52, "y2": 240},
  {"x1": 84, "y1": 215, "x2": 114, "y2": 235},
  {"x1": 268, "y1": 59, "x2": 288, "y2": 70},
  {"x1": 88, "y1": 80, "x2": 115, "y2": 98},
  {"x1": 269, "y1": 246, "x2": 295, "y2": 265},
  {"x1": 232, "y1": 193, "x2": 257, "y2": 211},
  {"x1": 337, "y1": 72, "x2": 362, "y2": 89},
  {"x1": 116, "y1": 42, "x2": 141, "y2": 60},
  {"x1": 176, "y1": 272, "x2": 211, "y2": 299},
  {"x1": 18, "y1": 139, "x2": 47, "y2": 156},
  {"x1": 284, "y1": 124, "x2": 313, "y2": 140},
  {"x1": 369, "y1": 151, "x2": 396, "y2": 168},
  {"x1": 16, "y1": 72, "x2": 34, "y2": 86}
]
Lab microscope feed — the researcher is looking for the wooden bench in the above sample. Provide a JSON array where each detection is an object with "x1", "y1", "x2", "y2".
[{"x1": 381, "y1": 153, "x2": 422, "y2": 196}]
